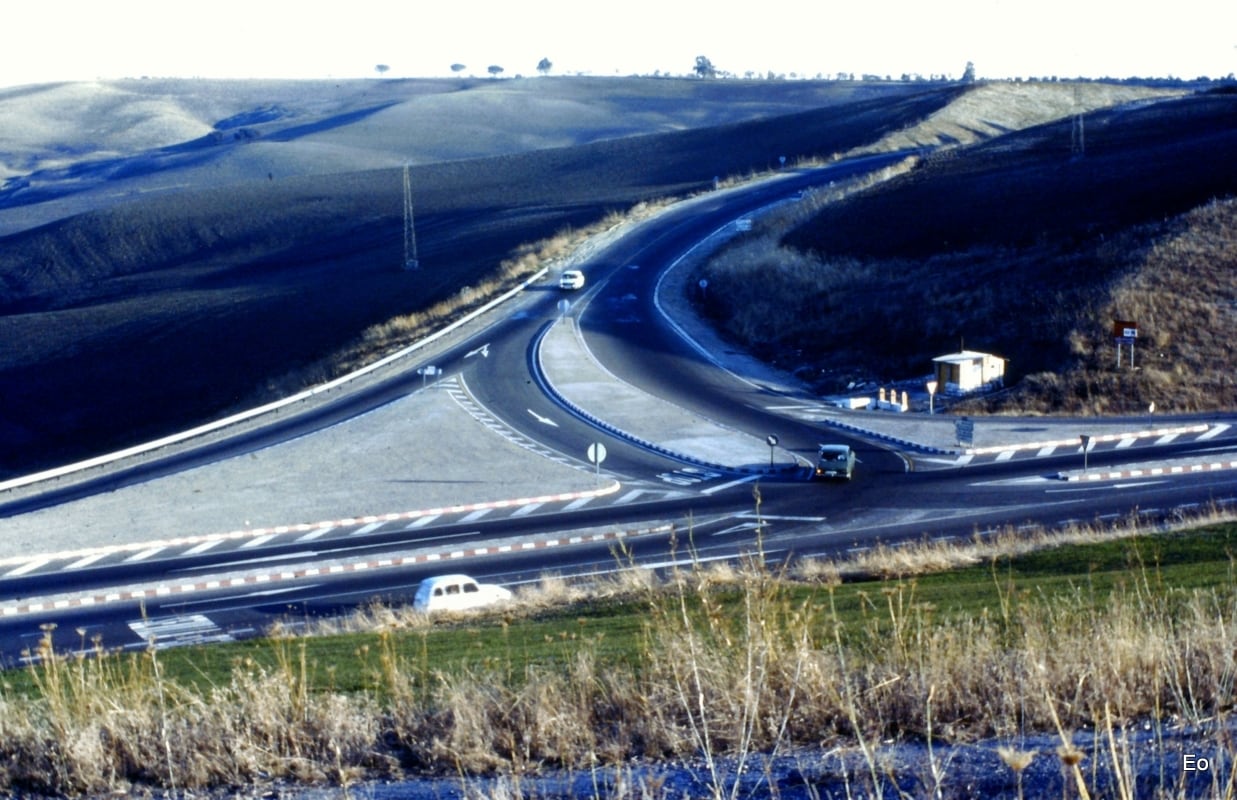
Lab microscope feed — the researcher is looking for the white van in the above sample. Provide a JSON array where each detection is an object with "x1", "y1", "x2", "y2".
[
  {"x1": 413, "y1": 574, "x2": 513, "y2": 614},
  {"x1": 559, "y1": 269, "x2": 585, "y2": 290},
  {"x1": 814, "y1": 444, "x2": 856, "y2": 481}
]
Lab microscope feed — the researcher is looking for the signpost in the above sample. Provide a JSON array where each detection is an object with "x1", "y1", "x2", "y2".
[
  {"x1": 1080, "y1": 434, "x2": 1092, "y2": 473},
  {"x1": 417, "y1": 365, "x2": 439, "y2": 388},
  {"x1": 766, "y1": 434, "x2": 779, "y2": 468},
  {"x1": 926, "y1": 380, "x2": 938, "y2": 415},
  {"x1": 587, "y1": 442, "x2": 607, "y2": 481},
  {"x1": 955, "y1": 417, "x2": 974, "y2": 448},
  {"x1": 1113, "y1": 320, "x2": 1139, "y2": 368}
]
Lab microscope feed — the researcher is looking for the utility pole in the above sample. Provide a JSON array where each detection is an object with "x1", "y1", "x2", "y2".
[
  {"x1": 403, "y1": 164, "x2": 419, "y2": 270},
  {"x1": 1071, "y1": 85, "x2": 1085, "y2": 158}
]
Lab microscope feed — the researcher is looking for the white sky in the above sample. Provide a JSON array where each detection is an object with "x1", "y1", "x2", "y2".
[{"x1": 3, "y1": 0, "x2": 1234, "y2": 87}]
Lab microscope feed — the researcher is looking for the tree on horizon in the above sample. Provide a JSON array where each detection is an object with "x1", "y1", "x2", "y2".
[
  {"x1": 537, "y1": 57, "x2": 553, "y2": 75},
  {"x1": 487, "y1": 65, "x2": 505, "y2": 78},
  {"x1": 694, "y1": 55, "x2": 718, "y2": 79}
]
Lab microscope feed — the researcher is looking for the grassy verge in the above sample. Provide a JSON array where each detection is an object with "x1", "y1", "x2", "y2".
[{"x1": 2, "y1": 510, "x2": 1236, "y2": 796}]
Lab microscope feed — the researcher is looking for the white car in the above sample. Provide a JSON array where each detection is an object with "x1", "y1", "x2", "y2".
[
  {"x1": 413, "y1": 574, "x2": 513, "y2": 614},
  {"x1": 559, "y1": 270, "x2": 585, "y2": 290}
]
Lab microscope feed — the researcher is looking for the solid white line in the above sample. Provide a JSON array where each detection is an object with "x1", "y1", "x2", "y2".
[{"x1": 701, "y1": 473, "x2": 760, "y2": 495}]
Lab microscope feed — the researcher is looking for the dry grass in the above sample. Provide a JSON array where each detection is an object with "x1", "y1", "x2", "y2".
[{"x1": 4, "y1": 509, "x2": 1237, "y2": 796}]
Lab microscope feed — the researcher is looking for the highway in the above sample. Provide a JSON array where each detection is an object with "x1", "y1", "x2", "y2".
[{"x1": 1, "y1": 155, "x2": 1235, "y2": 663}]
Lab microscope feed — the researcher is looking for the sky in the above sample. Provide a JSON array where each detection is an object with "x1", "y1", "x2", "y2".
[{"x1": 2, "y1": 0, "x2": 1233, "y2": 87}]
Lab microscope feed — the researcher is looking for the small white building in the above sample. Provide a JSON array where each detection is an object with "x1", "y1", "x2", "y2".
[{"x1": 932, "y1": 350, "x2": 1005, "y2": 395}]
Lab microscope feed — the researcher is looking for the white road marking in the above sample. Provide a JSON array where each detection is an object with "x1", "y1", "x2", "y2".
[
  {"x1": 1155, "y1": 433, "x2": 1180, "y2": 445},
  {"x1": 995, "y1": 450, "x2": 1016, "y2": 462},
  {"x1": 1116, "y1": 437, "x2": 1137, "y2": 449},
  {"x1": 5, "y1": 559, "x2": 51, "y2": 578},
  {"x1": 1199, "y1": 424, "x2": 1230, "y2": 441},
  {"x1": 1036, "y1": 446, "x2": 1057, "y2": 457},
  {"x1": 954, "y1": 455, "x2": 974, "y2": 466},
  {"x1": 240, "y1": 534, "x2": 276, "y2": 550},
  {"x1": 65, "y1": 552, "x2": 109, "y2": 570},
  {"x1": 296, "y1": 526, "x2": 334, "y2": 543},
  {"x1": 701, "y1": 474, "x2": 760, "y2": 495},
  {"x1": 614, "y1": 489, "x2": 645, "y2": 505},
  {"x1": 459, "y1": 507, "x2": 494, "y2": 523},
  {"x1": 185, "y1": 539, "x2": 223, "y2": 555},
  {"x1": 405, "y1": 514, "x2": 441, "y2": 529},
  {"x1": 510, "y1": 503, "x2": 543, "y2": 517},
  {"x1": 126, "y1": 547, "x2": 165, "y2": 563},
  {"x1": 562, "y1": 496, "x2": 594, "y2": 512},
  {"x1": 352, "y1": 521, "x2": 384, "y2": 536}
]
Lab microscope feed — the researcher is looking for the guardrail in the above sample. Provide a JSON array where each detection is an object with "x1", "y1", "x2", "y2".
[{"x1": 0, "y1": 268, "x2": 549, "y2": 496}]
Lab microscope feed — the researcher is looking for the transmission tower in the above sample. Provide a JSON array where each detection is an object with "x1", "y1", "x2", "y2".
[{"x1": 403, "y1": 164, "x2": 419, "y2": 270}]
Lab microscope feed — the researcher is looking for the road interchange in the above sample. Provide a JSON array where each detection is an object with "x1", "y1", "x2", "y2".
[{"x1": 1, "y1": 156, "x2": 1234, "y2": 662}]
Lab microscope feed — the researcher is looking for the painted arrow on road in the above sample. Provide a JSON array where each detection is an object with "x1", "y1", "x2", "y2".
[{"x1": 528, "y1": 409, "x2": 559, "y2": 427}]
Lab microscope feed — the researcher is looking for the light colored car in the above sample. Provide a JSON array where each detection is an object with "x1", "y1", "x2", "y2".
[
  {"x1": 814, "y1": 444, "x2": 856, "y2": 481},
  {"x1": 559, "y1": 269, "x2": 585, "y2": 290},
  {"x1": 413, "y1": 574, "x2": 513, "y2": 614}
]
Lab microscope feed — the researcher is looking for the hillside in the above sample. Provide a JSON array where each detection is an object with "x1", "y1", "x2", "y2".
[
  {"x1": 695, "y1": 86, "x2": 1237, "y2": 413},
  {"x1": 0, "y1": 78, "x2": 962, "y2": 477}
]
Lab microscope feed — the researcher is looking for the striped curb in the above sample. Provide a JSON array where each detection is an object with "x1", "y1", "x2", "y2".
[
  {"x1": 1059, "y1": 459, "x2": 1237, "y2": 482},
  {"x1": 965, "y1": 423, "x2": 1210, "y2": 456},
  {"x1": 0, "y1": 521, "x2": 670, "y2": 619},
  {"x1": 817, "y1": 421, "x2": 1214, "y2": 458},
  {"x1": 0, "y1": 481, "x2": 623, "y2": 570}
]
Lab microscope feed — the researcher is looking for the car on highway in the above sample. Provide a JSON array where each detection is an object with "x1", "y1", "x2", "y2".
[
  {"x1": 413, "y1": 574, "x2": 513, "y2": 614},
  {"x1": 814, "y1": 444, "x2": 856, "y2": 481},
  {"x1": 559, "y1": 269, "x2": 585, "y2": 290}
]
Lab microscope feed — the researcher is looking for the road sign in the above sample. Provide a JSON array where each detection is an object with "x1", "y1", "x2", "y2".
[
  {"x1": 587, "y1": 442, "x2": 607, "y2": 481},
  {"x1": 955, "y1": 417, "x2": 975, "y2": 447}
]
